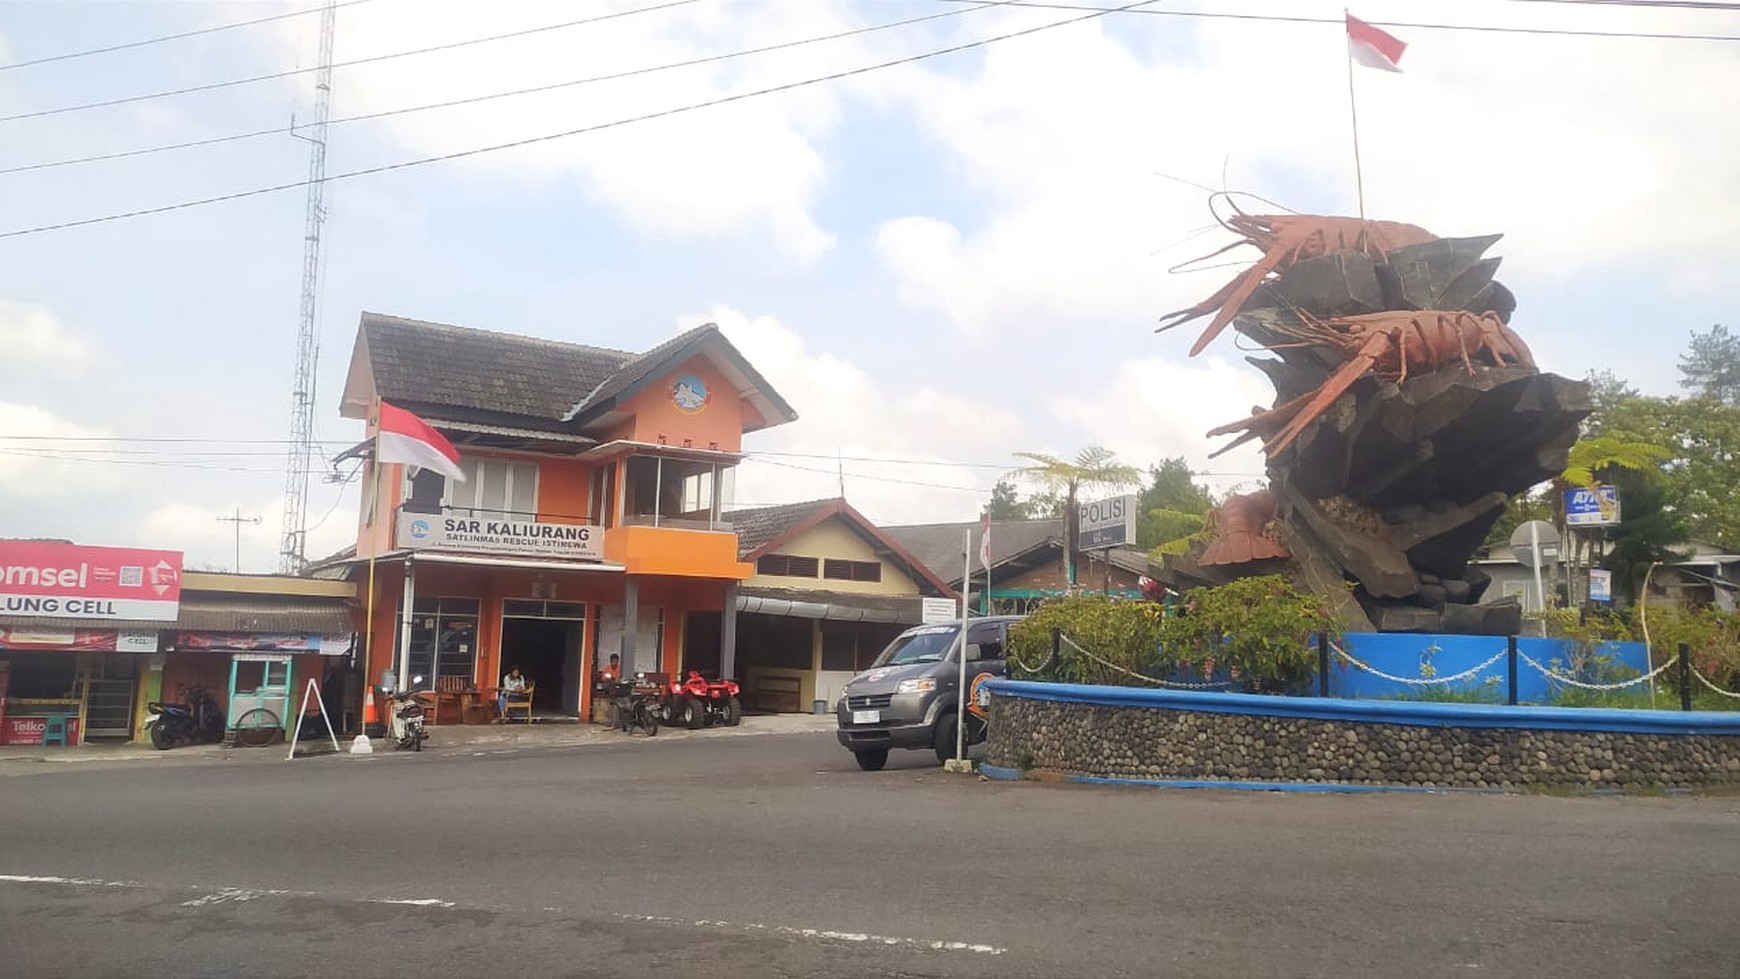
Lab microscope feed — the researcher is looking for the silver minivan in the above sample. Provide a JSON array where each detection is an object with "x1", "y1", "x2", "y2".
[{"x1": 834, "y1": 615, "x2": 1021, "y2": 770}]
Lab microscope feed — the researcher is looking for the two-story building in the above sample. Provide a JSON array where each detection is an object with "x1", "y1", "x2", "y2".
[{"x1": 325, "y1": 311, "x2": 796, "y2": 721}]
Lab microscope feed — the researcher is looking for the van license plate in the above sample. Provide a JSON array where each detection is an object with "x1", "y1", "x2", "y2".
[{"x1": 851, "y1": 710, "x2": 880, "y2": 724}]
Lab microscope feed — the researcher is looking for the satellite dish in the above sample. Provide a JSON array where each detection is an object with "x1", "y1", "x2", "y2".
[{"x1": 1509, "y1": 520, "x2": 1561, "y2": 569}]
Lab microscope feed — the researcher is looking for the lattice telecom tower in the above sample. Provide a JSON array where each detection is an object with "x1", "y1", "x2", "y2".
[{"x1": 279, "y1": 0, "x2": 338, "y2": 574}]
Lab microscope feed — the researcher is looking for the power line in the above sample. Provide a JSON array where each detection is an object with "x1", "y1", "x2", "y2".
[
  {"x1": 0, "y1": 0, "x2": 704, "y2": 124},
  {"x1": 0, "y1": 3, "x2": 990, "y2": 177},
  {"x1": 927, "y1": 0, "x2": 1740, "y2": 41},
  {"x1": 0, "y1": 0, "x2": 378, "y2": 73},
  {"x1": 0, "y1": 0, "x2": 1166, "y2": 239}
]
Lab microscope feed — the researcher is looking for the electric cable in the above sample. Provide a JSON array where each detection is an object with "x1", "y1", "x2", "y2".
[
  {"x1": 0, "y1": 0, "x2": 704, "y2": 124},
  {"x1": 0, "y1": 0, "x2": 377, "y2": 73},
  {"x1": 0, "y1": 0, "x2": 1165, "y2": 239},
  {"x1": 925, "y1": 0, "x2": 1740, "y2": 42},
  {"x1": 0, "y1": 2, "x2": 991, "y2": 176}
]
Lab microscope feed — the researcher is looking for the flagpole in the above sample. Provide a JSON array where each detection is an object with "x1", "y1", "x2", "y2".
[
  {"x1": 1345, "y1": 17, "x2": 1368, "y2": 223},
  {"x1": 364, "y1": 399, "x2": 380, "y2": 693}
]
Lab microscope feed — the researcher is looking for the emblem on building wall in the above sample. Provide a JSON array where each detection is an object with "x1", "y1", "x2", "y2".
[{"x1": 672, "y1": 373, "x2": 710, "y2": 414}]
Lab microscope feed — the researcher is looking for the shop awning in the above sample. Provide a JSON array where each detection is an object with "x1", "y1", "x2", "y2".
[
  {"x1": 736, "y1": 587, "x2": 924, "y2": 625},
  {"x1": 175, "y1": 595, "x2": 355, "y2": 634},
  {"x1": 0, "y1": 615, "x2": 171, "y2": 631}
]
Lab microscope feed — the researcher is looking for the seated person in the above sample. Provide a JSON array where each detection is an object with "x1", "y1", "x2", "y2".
[
  {"x1": 497, "y1": 666, "x2": 529, "y2": 721},
  {"x1": 598, "y1": 653, "x2": 621, "y2": 688}
]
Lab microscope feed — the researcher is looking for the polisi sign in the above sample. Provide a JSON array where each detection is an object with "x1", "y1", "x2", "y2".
[{"x1": 1078, "y1": 494, "x2": 1136, "y2": 550}]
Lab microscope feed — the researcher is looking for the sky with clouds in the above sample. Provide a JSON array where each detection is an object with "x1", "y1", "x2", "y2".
[{"x1": 0, "y1": 0, "x2": 1734, "y2": 572}]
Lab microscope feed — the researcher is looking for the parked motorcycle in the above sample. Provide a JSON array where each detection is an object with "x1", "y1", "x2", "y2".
[
  {"x1": 383, "y1": 677, "x2": 429, "y2": 751},
  {"x1": 144, "y1": 686, "x2": 225, "y2": 750},
  {"x1": 666, "y1": 670, "x2": 743, "y2": 730}
]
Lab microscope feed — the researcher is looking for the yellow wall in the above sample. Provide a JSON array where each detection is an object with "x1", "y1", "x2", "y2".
[{"x1": 747, "y1": 518, "x2": 922, "y2": 596}]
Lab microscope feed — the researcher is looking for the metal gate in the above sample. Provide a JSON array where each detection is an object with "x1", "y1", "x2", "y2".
[{"x1": 84, "y1": 679, "x2": 136, "y2": 738}]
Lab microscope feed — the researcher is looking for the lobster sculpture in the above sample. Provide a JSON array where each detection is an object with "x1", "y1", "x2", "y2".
[
  {"x1": 1207, "y1": 309, "x2": 1536, "y2": 458},
  {"x1": 1156, "y1": 201, "x2": 1438, "y2": 357},
  {"x1": 1198, "y1": 489, "x2": 1288, "y2": 566}
]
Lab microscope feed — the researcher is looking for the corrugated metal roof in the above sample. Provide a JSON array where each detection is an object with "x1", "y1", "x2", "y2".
[
  {"x1": 0, "y1": 615, "x2": 172, "y2": 630},
  {"x1": 176, "y1": 595, "x2": 355, "y2": 634}
]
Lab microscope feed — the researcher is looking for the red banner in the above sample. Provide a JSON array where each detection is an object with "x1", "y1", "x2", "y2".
[
  {"x1": 0, "y1": 540, "x2": 182, "y2": 621},
  {"x1": 2, "y1": 715, "x2": 81, "y2": 746}
]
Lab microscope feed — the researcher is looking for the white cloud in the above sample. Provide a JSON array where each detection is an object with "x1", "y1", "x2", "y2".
[
  {"x1": 1045, "y1": 357, "x2": 1277, "y2": 499},
  {"x1": 0, "y1": 403, "x2": 115, "y2": 498},
  {"x1": 0, "y1": 302, "x2": 89, "y2": 367},
  {"x1": 290, "y1": 0, "x2": 906, "y2": 262},
  {"x1": 875, "y1": 4, "x2": 1740, "y2": 341},
  {"x1": 688, "y1": 306, "x2": 1023, "y2": 524}
]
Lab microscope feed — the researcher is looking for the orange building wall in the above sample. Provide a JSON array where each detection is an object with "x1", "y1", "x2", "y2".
[
  {"x1": 614, "y1": 357, "x2": 746, "y2": 452},
  {"x1": 537, "y1": 455, "x2": 593, "y2": 523}
]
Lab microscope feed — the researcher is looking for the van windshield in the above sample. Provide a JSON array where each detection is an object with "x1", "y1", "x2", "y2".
[{"x1": 870, "y1": 626, "x2": 958, "y2": 667}]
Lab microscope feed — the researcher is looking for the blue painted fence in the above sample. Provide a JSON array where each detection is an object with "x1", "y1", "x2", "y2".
[{"x1": 1329, "y1": 633, "x2": 1652, "y2": 704}]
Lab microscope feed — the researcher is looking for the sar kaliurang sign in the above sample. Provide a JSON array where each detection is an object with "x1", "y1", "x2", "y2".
[{"x1": 0, "y1": 541, "x2": 183, "y2": 621}]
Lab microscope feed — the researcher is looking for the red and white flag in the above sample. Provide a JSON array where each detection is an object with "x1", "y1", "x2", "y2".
[
  {"x1": 1346, "y1": 12, "x2": 1405, "y2": 72},
  {"x1": 376, "y1": 400, "x2": 466, "y2": 483},
  {"x1": 979, "y1": 513, "x2": 992, "y2": 571}
]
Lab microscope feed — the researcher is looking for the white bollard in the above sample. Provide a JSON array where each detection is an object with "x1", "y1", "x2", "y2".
[{"x1": 349, "y1": 734, "x2": 374, "y2": 755}]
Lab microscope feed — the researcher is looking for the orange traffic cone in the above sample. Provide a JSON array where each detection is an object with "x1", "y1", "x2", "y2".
[{"x1": 350, "y1": 687, "x2": 378, "y2": 755}]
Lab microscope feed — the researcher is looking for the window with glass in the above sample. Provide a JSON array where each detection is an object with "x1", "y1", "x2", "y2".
[
  {"x1": 404, "y1": 457, "x2": 538, "y2": 521},
  {"x1": 396, "y1": 597, "x2": 481, "y2": 683},
  {"x1": 619, "y1": 454, "x2": 734, "y2": 529}
]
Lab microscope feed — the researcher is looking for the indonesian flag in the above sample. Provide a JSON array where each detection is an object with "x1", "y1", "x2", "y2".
[
  {"x1": 376, "y1": 400, "x2": 465, "y2": 483},
  {"x1": 1347, "y1": 13, "x2": 1405, "y2": 72},
  {"x1": 979, "y1": 513, "x2": 991, "y2": 571}
]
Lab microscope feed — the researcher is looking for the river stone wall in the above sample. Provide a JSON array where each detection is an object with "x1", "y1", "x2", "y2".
[{"x1": 984, "y1": 681, "x2": 1740, "y2": 790}]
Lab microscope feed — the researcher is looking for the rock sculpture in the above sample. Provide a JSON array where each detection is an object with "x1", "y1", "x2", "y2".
[{"x1": 1155, "y1": 198, "x2": 1590, "y2": 634}]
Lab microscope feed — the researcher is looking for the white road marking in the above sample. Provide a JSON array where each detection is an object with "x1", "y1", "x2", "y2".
[
  {"x1": 182, "y1": 888, "x2": 282, "y2": 907},
  {"x1": 0, "y1": 874, "x2": 144, "y2": 888},
  {"x1": 374, "y1": 898, "x2": 457, "y2": 908},
  {"x1": 617, "y1": 912, "x2": 1006, "y2": 955},
  {"x1": 1, "y1": 873, "x2": 1004, "y2": 955}
]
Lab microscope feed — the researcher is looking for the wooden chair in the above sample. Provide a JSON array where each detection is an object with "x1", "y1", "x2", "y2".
[
  {"x1": 502, "y1": 682, "x2": 535, "y2": 724},
  {"x1": 427, "y1": 676, "x2": 468, "y2": 725}
]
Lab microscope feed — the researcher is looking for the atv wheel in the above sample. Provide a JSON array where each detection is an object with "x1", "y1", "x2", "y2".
[
  {"x1": 681, "y1": 697, "x2": 705, "y2": 730},
  {"x1": 149, "y1": 723, "x2": 172, "y2": 750},
  {"x1": 723, "y1": 695, "x2": 742, "y2": 726},
  {"x1": 933, "y1": 713, "x2": 960, "y2": 765},
  {"x1": 854, "y1": 749, "x2": 889, "y2": 771}
]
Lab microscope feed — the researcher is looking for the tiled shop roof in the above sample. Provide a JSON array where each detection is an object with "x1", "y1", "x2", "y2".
[{"x1": 361, "y1": 311, "x2": 635, "y2": 425}]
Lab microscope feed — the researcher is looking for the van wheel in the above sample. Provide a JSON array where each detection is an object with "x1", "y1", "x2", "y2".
[
  {"x1": 854, "y1": 749, "x2": 888, "y2": 771},
  {"x1": 933, "y1": 714, "x2": 960, "y2": 765}
]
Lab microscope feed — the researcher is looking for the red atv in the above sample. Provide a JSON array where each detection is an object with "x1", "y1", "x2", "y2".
[{"x1": 667, "y1": 670, "x2": 743, "y2": 729}]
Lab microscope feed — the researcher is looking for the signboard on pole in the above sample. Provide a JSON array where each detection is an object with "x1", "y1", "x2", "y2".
[
  {"x1": 1079, "y1": 494, "x2": 1136, "y2": 550},
  {"x1": 1588, "y1": 568, "x2": 1613, "y2": 603},
  {"x1": 920, "y1": 597, "x2": 957, "y2": 624},
  {"x1": 1565, "y1": 486, "x2": 1621, "y2": 527}
]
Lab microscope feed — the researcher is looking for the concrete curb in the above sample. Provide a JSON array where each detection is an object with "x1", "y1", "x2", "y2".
[{"x1": 0, "y1": 714, "x2": 837, "y2": 768}]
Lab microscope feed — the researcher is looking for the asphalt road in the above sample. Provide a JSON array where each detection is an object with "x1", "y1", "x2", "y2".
[{"x1": 3, "y1": 729, "x2": 1738, "y2": 978}]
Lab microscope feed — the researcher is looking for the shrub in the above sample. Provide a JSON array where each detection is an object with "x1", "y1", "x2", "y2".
[{"x1": 1007, "y1": 575, "x2": 1344, "y2": 694}]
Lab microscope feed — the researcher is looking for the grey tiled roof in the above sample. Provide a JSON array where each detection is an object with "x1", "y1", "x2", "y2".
[
  {"x1": 882, "y1": 518, "x2": 1150, "y2": 585},
  {"x1": 882, "y1": 519, "x2": 1062, "y2": 580},
  {"x1": 362, "y1": 311, "x2": 634, "y2": 429},
  {"x1": 566, "y1": 322, "x2": 797, "y2": 428},
  {"x1": 727, "y1": 498, "x2": 842, "y2": 558}
]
